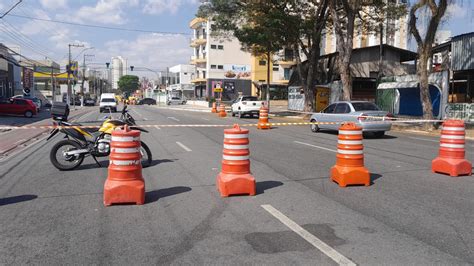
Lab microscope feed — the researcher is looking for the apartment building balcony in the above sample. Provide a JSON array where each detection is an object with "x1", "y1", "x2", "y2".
[
  {"x1": 191, "y1": 77, "x2": 206, "y2": 83},
  {"x1": 277, "y1": 56, "x2": 297, "y2": 68},
  {"x1": 190, "y1": 37, "x2": 207, "y2": 47},
  {"x1": 190, "y1": 56, "x2": 207, "y2": 65},
  {"x1": 189, "y1": 17, "x2": 207, "y2": 29}
]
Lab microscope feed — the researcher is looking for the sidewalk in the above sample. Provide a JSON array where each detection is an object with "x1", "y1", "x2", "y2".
[
  {"x1": 154, "y1": 104, "x2": 212, "y2": 113},
  {"x1": 0, "y1": 107, "x2": 90, "y2": 155}
]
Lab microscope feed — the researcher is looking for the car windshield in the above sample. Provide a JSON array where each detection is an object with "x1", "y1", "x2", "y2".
[
  {"x1": 242, "y1": 96, "x2": 258, "y2": 101},
  {"x1": 352, "y1": 102, "x2": 380, "y2": 111},
  {"x1": 172, "y1": 97, "x2": 180, "y2": 100},
  {"x1": 101, "y1": 98, "x2": 116, "y2": 102}
]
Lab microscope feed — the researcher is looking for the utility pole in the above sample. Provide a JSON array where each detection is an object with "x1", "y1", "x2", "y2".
[
  {"x1": 67, "y1": 43, "x2": 84, "y2": 106},
  {"x1": 81, "y1": 54, "x2": 94, "y2": 106}
]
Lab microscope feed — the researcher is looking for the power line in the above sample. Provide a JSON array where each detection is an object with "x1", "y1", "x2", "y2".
[
  {"x1": 6, "y1": 13, "x2": 192, "y2": 35},
  {"x1": 0, "y1": 0, "x2": 22, "y2": 19}
]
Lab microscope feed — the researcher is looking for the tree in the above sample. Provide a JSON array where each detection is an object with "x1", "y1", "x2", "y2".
[
  {"x1": 409, "y1": 0, "x2": 449, "y2": 124},
  {"x1": 199, "y1": 0, "x2": 329, "y2": 112},
  {"x1": 117, "y1": 75, "x2": 139, "y2": 95}
]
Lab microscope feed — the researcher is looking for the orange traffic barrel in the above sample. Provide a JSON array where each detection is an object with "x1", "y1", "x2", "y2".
[
  {"x1": 330, "y1": 122, "x2": 370, "y2": 187},
  {"x1": 104, "y1": 125, "x2": 145, "y2": 206},
  {"x1": 257, "y1": 105, "x2": 270, "y2": 130},
  {"x1": 218, "y1": 103, "x2": 227, "y2": 117},
  {"x1": 211, "y1": 102, "x2": 217, "y2": 113},
  {"x1": 216, "y1": 124, "x2": 256, "y2": 197},
  {"x1": 432, "y1": 120, "x2": 472, "y2": 176}
]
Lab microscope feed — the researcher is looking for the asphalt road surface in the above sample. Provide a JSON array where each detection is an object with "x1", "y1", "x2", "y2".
[{"x1": 1, "y1": 105, "x2": 473, "y2": 264}]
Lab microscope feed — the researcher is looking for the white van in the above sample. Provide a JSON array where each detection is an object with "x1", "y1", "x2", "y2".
[{"x1": 99, "y1": 93, "x2": 117, "y2": 113}]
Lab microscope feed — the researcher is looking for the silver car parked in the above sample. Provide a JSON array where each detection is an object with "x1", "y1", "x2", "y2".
[{"x1": 309, "y1": 101, "x2": 393, "y2": 138}]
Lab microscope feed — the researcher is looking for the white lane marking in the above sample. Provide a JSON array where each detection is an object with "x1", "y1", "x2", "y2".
[
  {"x1": 294, "y1": 141, "x2": 337, "y2": 153},
  {"x1": 176, "y1": 141, "x2": 192, "y2": 152},
  {"x1": 143, "y1": 117, "x2": 148, "y2": 121},
  {"x1": 202, "y1": 118, "x2": 210, "y2": 121},
  {"x1": 154, "y1": 126, "x2": 161, "y2": 130},
  {"x1": 261, "y1": 205, "x2": 356, "y2": 266},
  {"x1": 168, "y1": 117, "x2": 180, "y2": 122},
  {"x1": 408, "y1": 137, "x2": 438, "y2": 142}
]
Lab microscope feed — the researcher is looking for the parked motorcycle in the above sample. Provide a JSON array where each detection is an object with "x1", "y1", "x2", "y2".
[{"x1": 47, "y1": 105, "x2": 152, "y2": 171}]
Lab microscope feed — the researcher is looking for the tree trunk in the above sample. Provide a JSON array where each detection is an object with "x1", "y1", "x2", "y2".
[
  {"x1": 418, "y1": 49, "x2": 434, "y2": 128},
  {"x1": 266, "y1": 51, "x2": 271, "y2": 110}
]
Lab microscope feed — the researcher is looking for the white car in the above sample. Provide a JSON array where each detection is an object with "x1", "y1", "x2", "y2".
[
  {"x1": 99, "y1": 93, "x2": 117, "y2": 113},
  {"x1": 230, "y1": 96, "x2": 264, "y2": 118}
]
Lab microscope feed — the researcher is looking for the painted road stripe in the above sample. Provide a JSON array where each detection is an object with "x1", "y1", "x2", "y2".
[
  {"x1": 176, "y1": 141, "x2": 192, "y2": 152},
  {"x1": 168, "y1": 117, "x2": 180, "y2": 122},
  {"x1": 294, "y1": 141, "x2": 336, "y2": 153},
  {"x1": 261, "y1": 205, "x2": 356, "y2": 266},
  {"x1": 202, "y1": 118, "x2": 210, "y2": 121},
  {"x1": 154, "y1": 125, "x2": 161, "y2": 130}
]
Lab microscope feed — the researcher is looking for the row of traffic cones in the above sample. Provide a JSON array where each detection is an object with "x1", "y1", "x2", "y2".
[
  {"x1": 102, "y1": 119, "x2": 471, "y2": 205},
  {"x1": 212, "y1": 102, "x2": 271, "y2": 130}
]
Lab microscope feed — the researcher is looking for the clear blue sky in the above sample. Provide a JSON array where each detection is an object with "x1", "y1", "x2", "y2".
[{"x1": 0, "y1": 0, "x2": 472, "y2": 78}]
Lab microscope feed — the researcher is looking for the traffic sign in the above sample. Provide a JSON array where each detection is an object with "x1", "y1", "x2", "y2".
[{"x1": 214, "y1": 88, "x2": 223, "y2": 93}]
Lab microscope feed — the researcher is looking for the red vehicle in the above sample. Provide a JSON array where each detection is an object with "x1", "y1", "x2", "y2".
[{"x1": 0, "y1": 98, "x2": 37, "y2": 118}]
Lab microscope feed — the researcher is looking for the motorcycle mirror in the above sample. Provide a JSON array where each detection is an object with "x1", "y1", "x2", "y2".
[{"x1": 123, "y1": 105, "x2": 127, "y2": 112}]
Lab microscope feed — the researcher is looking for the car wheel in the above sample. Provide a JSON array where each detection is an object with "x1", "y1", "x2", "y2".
[
  {"x1": 24, "y1": 110, "x2": 33, "y2": 118},
  {"x1": 310, "y1": 119, "x2": 319, "y2": 132},
  {"x1": 374, "y1": 131, "x2": 385, "y2": 138}
]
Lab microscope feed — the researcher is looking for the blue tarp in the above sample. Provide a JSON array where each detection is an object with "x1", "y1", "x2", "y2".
[{"x1": 398, "y1": 85, "x2": 440, "y2": 117}]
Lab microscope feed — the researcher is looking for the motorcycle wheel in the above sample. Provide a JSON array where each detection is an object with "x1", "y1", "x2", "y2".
[
  {"x1": 140, "y1": 141, "x2": 152, "y2": 168},
  {"x1": 50, "y1": 139, "x2": 85, "y2": 171}
]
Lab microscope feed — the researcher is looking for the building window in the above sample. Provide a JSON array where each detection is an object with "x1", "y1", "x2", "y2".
[
  {"x1": 211, "y1": 65, "x2": 217, "y2": 69},
  {"x1": 217, "y1": 65, "x2": 224, "y2": 69},
  {"x1": 203, "y1": 71, "x2": 206, "y2": 78},
  {"x1": 259, "y1": 60, "x2": 266, "y2": 66},
  {"x1": 273, "y1": 67, "x2": 279, "y2": 71},
  {"x1": 217, "y1": 45, "x2": 224, "y2": 50},
  {"x1": 284, "y1": 68, "x2": 292, "y2": 80},
  {"x1": 211, "y1": 44, "x2": 217, "y2": 49}
]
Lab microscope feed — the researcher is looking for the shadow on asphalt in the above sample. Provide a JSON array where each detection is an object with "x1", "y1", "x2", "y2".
[
  {"x1": 315, "y1": 130, "x2": 398, "y2": 140},
  {"x1": 0, "y1": 194, "x2": 37, "y2": 206},
  {"x1": 145, "y1": 186, "x2": 192, "y2": 204},
  {"x1": 370, "y1": 173, "x2": 382, "y2": 184},
  {"x1": 73, "y1": 159, "x2": 177, "y2": 170},
  {"x1": 256, "y1": 181, "x2": 284, "y2": 195},
  {"x1": 149, "y1": 159, "x2": 177, "y2": 167}
]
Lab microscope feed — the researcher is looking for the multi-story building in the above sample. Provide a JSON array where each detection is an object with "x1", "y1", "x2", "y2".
[
  {"x1": 168, "y1": 64, "x2": 196, "y2": 99},
  {"x1": 323, "y1": 0, "x2": 409, "y2": 55},
  {"x1": 111, "y1": 56, "x2": 128, "y2": 90},
  {"x1": 189, "y1": 17, "x2": 253, "y2": 101}
]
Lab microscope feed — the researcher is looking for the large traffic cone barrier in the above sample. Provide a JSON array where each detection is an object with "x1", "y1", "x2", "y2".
[
  {"x1": 331, "y1": 123, "x2": 370, "y2": 187},
  {"x1": 432, "y1": 120, "x2": 472, "y2": 177},
  {"x1": 257, "y1": 105, "x2": 270, "y2": 130},
  {"x1": 218, "y1": 103, "x2": 227, "y2": 117},
  {"x1": 211, "y1": 102, "x2": 217, "y2": 113},
  {"x1": 217, "y1": 124, "x2": 256, "y2": 197},
  {"x1": 104, "y1": 125, "x2": 145, "y2": 206}
]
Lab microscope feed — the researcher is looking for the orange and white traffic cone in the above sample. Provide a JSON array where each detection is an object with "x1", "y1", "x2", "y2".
[
  {"x1": 218, "y1": 103, "x2": 227, "y2": 117},
  {"x1": 104, "y1": 125, "x2": 145, "y2": 206},
  {"x1": 331, "y1": 122, "x2": 370, "y2": 187},
  {"x1": 432, "y1": 120, "x2": 472, "y2": 177},
  {"x1": 257, "y1": 105, "x2": 270, "y2": 130},
  {"x1": 216, "y1": 124, "x2": 256, "y2": 197},
  {"x1": 211, "y1": 102, "x2": 217, "y2": 113}
]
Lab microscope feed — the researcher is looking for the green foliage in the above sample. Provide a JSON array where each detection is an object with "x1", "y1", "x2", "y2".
[{"x1": 117, "y1": 75, "x2": 139, "y2": 95}]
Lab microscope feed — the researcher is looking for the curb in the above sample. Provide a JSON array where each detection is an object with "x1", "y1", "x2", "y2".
[{"x1": 155, "y1": 106, "x2": 212, "y2": 113}]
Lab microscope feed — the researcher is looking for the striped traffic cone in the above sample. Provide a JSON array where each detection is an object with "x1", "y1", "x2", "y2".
[
  {"x1": 216, "y1": 124, "x2": 256, "y2": 197},
  {"x1": 257, "y1": 105, "x2": 270, "y2": 130},
  {"x1": 330, "y1": 122, "x2": 370, "y2": 187},
  {"x1": 432, "y1": 120, "x2": 472, "y2": 177}
]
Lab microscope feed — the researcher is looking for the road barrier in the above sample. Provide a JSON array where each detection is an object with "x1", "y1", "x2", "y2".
[
  {"x1": 217, "y1": 124, "x2": 256, "y2": 197},
  {"x1": 331, "y1": 123, "x2": 370, "y2": 187},
  {"x1": 211, "y1": 102, "x2": 217, "y2": 113},
  {"x1": 104, "y1": 125, "x2": 145, "y2": 206},
  {"x1": 0, "y1": 119, "x2": 447, "y2": 131},
  {"x1": 218, "y1": 103, "x2": 227, "y2": 118},
  {"x1": 432, "y1": 120, "x2": 472, "y2": 177},
  {"x1": 257, "y1": 105, "x2": 271, "y2": 130}
]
